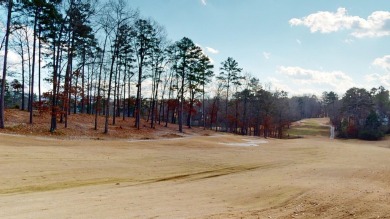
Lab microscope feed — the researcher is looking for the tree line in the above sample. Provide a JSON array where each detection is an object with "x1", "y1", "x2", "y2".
[
  {"x1": 1, "y1": 0, "x2": 389, "y2": 140},
  {"x1": 326, "y1": 87, "x2": 390, "y2": 140}
]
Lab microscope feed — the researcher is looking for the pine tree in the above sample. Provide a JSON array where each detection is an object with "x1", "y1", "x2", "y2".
[
  {"x1": 132, "y1": 19, "x2": 156, "y2": 130},
  {"x1": 217, "y1": 57, "x2": 242, "y2": 132}
]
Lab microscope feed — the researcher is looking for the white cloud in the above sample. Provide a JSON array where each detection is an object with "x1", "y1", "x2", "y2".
[
  {"x1": 8, "y1": 50, "x2": 21, "y2": 65},
  {"x1": 201, "y1": 0, "x2": 207, "y2": 6},
  {"x1": 266, "y1": 77, "x2": 293, "y2": 93},
  {"x1": 266, "y1": 77, "x2": 323, "y2": 96},
  {"x1": 365, "y1": 73, "x2": 390, "y2": 87},
  {"x1": 278, "y1": 66, "x2": 354, "y2": 93},
  {"x1": 205, "y1": 47, "x2": 219, "y2": 54},
  {"x1": 0, "y1": 21, "x2": 4, "y2": 33},
  {"x1": 344, "y1": 38, "x2": 354, "y2": 44},
  {"x1": 263, "y1": 52, "x2": 271, "y2": 60},
  {"x1": 368, "y1": 55, "x2": 390, "y2": 86},
  {"x1": 195, "y1": 43, "x2": 215, "y2": 64},
  {"x1": 373, "y1": 55, "x2": 390, "y2": 71},
  {"x1": 289, "y1": 8, "x2": 390, "y2": 38},
  {"x1": 196, "y1": 43, "x2": 207, "y2": 55}
]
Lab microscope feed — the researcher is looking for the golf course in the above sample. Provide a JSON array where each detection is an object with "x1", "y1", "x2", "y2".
[{"x1": 1, "y1": 118, "x2": 390, "y2": 218}]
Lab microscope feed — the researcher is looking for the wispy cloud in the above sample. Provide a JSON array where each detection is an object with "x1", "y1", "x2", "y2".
[
  {"x1": 201, "y1": 0, "x2": 207, "y2": 6},
  {"x1": 296, "y1": 39, "x2": 302, "y2": 45},
  {"x1": 368, "y1": 55, "x2": 390, "y2": 86},
  {"x1": 278, "y1": 66, "x2": 355, "y2": 93},
  {"x1": 373, "y1": 55, "x2": 390, "y2": 71},
  {"x1": 263, "y1": 52, "x2": 271, "y2": 60},
  {"x1": 206, "y1": 47, "x2": 219, "y2": 54},
  {"x1": 289, "y1": 8, "x2": 390, "y2": 38},
  {"x1": 267, "y1": 77, "x2": 293, "y2": 93},
  {"x1": 196, "y1": 44, "x2": 216, "y2": 63},
  {"x1": 365, "y1": 73, "x2": 390, "y2": 87},
  {"x1": 344, "y1": 38, "x2": 354, "y2": 44}
]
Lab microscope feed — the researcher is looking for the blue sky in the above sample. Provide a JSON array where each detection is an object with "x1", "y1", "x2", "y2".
[
  {"x1": 130, "y1": 0, "x2": 390, "y2": 96},
  {"x1": 1, "y1": 1, "x2": 389, "y2": 97}
]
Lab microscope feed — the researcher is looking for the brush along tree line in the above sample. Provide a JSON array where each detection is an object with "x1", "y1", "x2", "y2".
[{"x1": 1, "y1": 0, "x2": 390, "y2": 140}]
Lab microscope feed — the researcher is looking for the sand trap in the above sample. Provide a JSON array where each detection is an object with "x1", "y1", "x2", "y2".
[{"x1": 219, "y1": 139, "x2": 268, "y2": 147}]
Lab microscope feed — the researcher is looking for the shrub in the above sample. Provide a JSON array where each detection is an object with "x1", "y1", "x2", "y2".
[
  {"x1": 358, "y1": 111, "x2": 384, "y2": 140},
  {"x1": 358, "y1": 129, "x2": 384, "y2": 140},
  {"x1": 347, "y1": 124, "x2": 358, "y2": 138}
]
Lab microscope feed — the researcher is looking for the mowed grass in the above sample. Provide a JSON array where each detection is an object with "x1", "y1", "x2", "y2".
[{"x1": 286, "y1": 118, "x2": 330, "y2": 138}]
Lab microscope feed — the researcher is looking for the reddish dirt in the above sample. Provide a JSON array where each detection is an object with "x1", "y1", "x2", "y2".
[{"x1": 2, "y1": 109, "x2": 212, "y2": 140}]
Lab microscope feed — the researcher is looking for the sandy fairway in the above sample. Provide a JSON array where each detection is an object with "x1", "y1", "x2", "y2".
[{"x1": 1, "y1": 128, "x2": 390, "y2": 218}]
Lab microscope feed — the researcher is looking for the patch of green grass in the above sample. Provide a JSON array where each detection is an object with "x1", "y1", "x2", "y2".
[
  {"x1": 286, "y1": 119, "x2": 330, "y2": 137},
  {"x1": 287, "y1": 128, "x2": 329, "y2": 137}
]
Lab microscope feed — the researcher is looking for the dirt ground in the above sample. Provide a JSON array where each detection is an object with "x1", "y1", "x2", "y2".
[
  {"x1": 1, "y1": 117, "x2": 390, "y2": 218},
  {"x1": 2, "y1": 109, "x2": 211, "y2": 140}
]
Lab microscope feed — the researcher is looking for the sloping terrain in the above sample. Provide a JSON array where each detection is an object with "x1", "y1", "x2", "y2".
[
  {"x1": 1, "y1": 118, "x2": 390, "y2": 218},
  {"x1": 286, "y1": 118, "x2": 331, "y2": 138},
  {"x1": 2, "y1": 109, "x2": 210, "y2": 140}
]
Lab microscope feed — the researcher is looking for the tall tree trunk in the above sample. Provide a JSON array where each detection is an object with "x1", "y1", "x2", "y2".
[
  {"x1": 187, "y1": 88, "x2": 194, "y2": 128},
  {"x1": 0, "y1": 0, "x2": 12, "y2": 129},
  {"x1": 102, "y1": 69, "x2": 108, "y2": 116},
  {"x1": 92, "y1": 64, "x2": 98, "y2": 115},
  {"x1": 116, "y1": 62, "x2": 121, "y2": 118},
  {"x1": 150, "y1": 64, "x2": 160, "y2": 128},
  {"x1": 104, "y1": 35, "x2": 119, "y2": 134},
  {"x1": 50, "y1": 22, "x2": 65, "y2": 132},
  {"x1": 20, "y1": 38, "x2": 26, "y2": 111},
  {"x1": 235, "y1": 98, "x2": 239, "y2": 134},
  {"x1": 127, "y1": 72, "x2": 132, "y2": 118},
  {"x1": 25, "y1": 26, "x2": 32, "y2": 113},
  {"x1": 38, "y1": 24, "x2": 42, "y2": 104},
  {"x1": 225, "y1": 81, "x2": 230, "y2": 132},
  {"x1": 135, "y1": 59, "x2": 143, "y2": 130},
  {"x1": 179, "y1": 72, "x2": 184, "y2": 133},
  {"x1": 86, "y1": 62, "x2": 91, "y2": 114},
  {"x1": 159, "y1": 74, "x2": 169, "y2": 125},
  {"x1": 165, "y1": 72, "x2": 174, "y2": 127},
  {"x1": 68, "y1": 72, "x2": 73, "y2": 115},
  {"x1": 215, "y1": 97, "x2": 220, "y2": 132},
  {"x1": 94, "y1": 34, "x2": 108, "y2": 130},
  {"x1": 115, "y1": 55, "x2": 121, "y2": 119},
  {"x1": 242, "y1": 94, "x2": 248, "y2": 135},
  {"x1": 122, "y1": 58, "x2": 127, "y2": 121},
  {"x1": 73, "y1": 71, "x2": 79, "y2": 114},
  {"x1": 112, "y1": 56, "x2": 119, "y2": 125},
  {"x1": 64, "y1": 32, "x2": 74, "y2": 128},
  {"x1": 202, "y1": 84, "x2": 205, "y2": 130},
  {"x1": 57, "y1": 34, "x2": 64, "y2": 124},
  {"x1": 81, "y1": 46, "x2": 86, "y2": 113},
  {"x1": 50, "y1": 39, "x2": 58, "y2": 133},
  {"x1": 29, "y1": 9, "x2": 39, "y2": 124}
]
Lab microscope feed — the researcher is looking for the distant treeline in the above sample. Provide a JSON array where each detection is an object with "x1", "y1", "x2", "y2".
[{"x1": 1, "y1": 1, "x2": 388, "y2": 140}]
